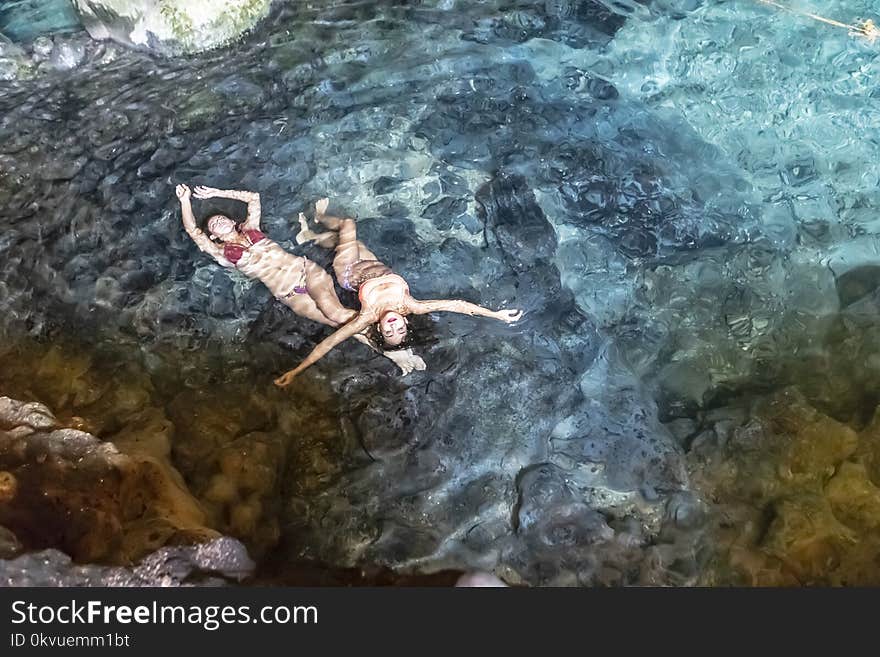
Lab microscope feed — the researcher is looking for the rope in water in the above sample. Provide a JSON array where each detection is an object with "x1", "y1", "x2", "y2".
[{"x1": 757, "y1": 0, "x2": 880, "y2": 42}]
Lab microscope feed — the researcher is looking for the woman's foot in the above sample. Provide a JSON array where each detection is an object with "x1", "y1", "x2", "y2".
[
  {"x1": 295, "y1": 212, "x2": 317, "y2": 244},
  {"x1": 314, "y1": 197, "x2": 345, "y2": 230},
  {"x1": 296, "y1": 212, "x2": 339, "y2": 248}
]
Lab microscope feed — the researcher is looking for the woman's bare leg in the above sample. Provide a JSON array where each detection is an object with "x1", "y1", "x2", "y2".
[
  {"x1": 276, "y1": 256, "x2": 354, "y2": 327},
  {"x1": 306, "y1": 199, "x2": 377, "y2": 259},
  {"x1": 357, "y1": 243, "x2": 378, "y2": 261},
  {"x1": 314, "y1": 197, "x2": 345, "y2": 230},
  {"x1": 303, "y1": 260, "x2": 357, "y2": 325},
  {"x1": 307, "y1": 198, "x2": 381, "y2": 282},
  {"x1": 332, "y1": 217, "x2": 362, "y2": 284},
  {"x1": 279, "y1": 291, "x2": 337, "y2": 327},
  {"x1": 296, "y1": 212, "x2": 339, "y2": 248}
]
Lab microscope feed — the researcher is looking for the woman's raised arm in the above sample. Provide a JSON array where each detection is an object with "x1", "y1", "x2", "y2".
[
  {"x1": 193, "y1": 185, "x2": 262, "y2": 231},
  {"x1": 177, "y1": 184, "x2": 230, "y2": 265}
]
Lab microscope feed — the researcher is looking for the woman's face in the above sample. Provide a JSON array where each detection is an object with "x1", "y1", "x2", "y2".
[
  {"x1": 379, "y1": 312, "x2": 407, "y2": 346},
  {"x1": 207, "y1": 215, "x2": 237, "y2": 242}
]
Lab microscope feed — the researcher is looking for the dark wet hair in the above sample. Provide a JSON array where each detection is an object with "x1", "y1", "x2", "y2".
[{"x1": 368, "y1": 313, "x2": 435, "y2": 353}]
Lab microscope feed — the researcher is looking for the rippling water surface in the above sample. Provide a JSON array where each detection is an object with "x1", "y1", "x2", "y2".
[{"x1": 3, "y1": 0, "x2": 880, "y2": 585}]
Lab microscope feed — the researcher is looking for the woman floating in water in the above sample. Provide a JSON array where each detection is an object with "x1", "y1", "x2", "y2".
[
  {"x1": 175, "y1": 184, "x2": 426, "y2": 375},
  {"x1": 275, "y1": 198, "x2": 523, "y2": 387}
]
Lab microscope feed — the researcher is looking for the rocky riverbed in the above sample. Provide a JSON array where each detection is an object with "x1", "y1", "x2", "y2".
[{"x1": 3, "y1": 0, "x2": 880, "y2": 586}]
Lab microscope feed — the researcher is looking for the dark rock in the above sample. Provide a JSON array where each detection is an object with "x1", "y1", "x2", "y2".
[
  {"x1": 584, "y1": 75, "x2": 619, "y2": 100},
  {"x1": 120, "y1": 268, "x2": 157, "y2": 294},
  {"x1": 372, "y1": 176, "x2": 403, "y2": 195},
  {"x1": 462, "y1": 0, "x2": 626, "y2": 48},
  {"x1": 477, "y1": 173, "x2": 557, "y2": 273},
  {"x1": 0, "y1": 526, "x2": 21, "y2": 559},
  {"x1": 39, "y1": 156, "x2": 87, "y2": 181},
  {"x1": 516, "y1": 464, "x2": 613, "y2": 545},
  {"x1": 836, "y1": 265, "x2": 880, "y2": 307},
  {"x1": 549, "y1": 378, "x2": 686, "y2": 494},
  {"x1": 421, "y1": 196, "x2": 467, "y2": 231},
  {"x1": 207, "y1": 269, "x2": 237, "y2": 318},
  {"x1": 0, "y1": 537, "x2": 254, "y2": 586}
]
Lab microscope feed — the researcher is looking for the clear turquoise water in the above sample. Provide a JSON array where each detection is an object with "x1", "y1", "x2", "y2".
[
  {"x1": 0, "y1": 0, "x2": 80, "y2": 41},
  {"x1": 2, "y1": 0, "x2": 880, "y2": 585}
]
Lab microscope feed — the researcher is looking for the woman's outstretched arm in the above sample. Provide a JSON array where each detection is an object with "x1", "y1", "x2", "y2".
[
  {"x1": 407, "y1": 297, "x2": 524, "y2": 323},
  {"x1": 193, "y1": 185, "x2": 262, "y2": 231},
  {"x1": 275, "y1": 315, "x2": 375, "y2": 386},
  {"x1": 177, "y1": 184, "x2": 231, "y2": 265}
]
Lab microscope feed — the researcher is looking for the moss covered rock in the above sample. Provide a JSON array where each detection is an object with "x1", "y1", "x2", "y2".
[
  {"x1": 71, "y1": 0, "x2": 272, "y2": 55},
  {"x1": 0, "y1": 35, "x2": 37, "y2": 81}
]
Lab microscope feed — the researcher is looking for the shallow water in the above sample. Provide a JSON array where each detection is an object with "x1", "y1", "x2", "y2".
[
  {"x1": 0, "y1": 1, "x2": 80, "y2": 42},
  {"x1": 2, "y1": 0, "x2": 880, "y2": 585}
]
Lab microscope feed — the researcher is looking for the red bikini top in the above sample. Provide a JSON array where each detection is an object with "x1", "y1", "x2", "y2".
[{"x1": 223, "y1": 229, "x2": 266, "y2": 265}]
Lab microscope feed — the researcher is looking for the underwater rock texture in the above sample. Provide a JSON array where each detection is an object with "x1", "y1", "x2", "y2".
[
  {"x1": 2, "y1": 0, "x2": 880, "y2": 585},
  {"x1": 71, "y1": 0, "x2": 273, "y2": 55},
  {"x1": 0, "y1": 33, "x2": 36, "y2": 80},
  {"x1": 692, "y1": 388, "x2": 880, "y2": 585},
  {"x1": 0, "y1": 30, "x2": 122, "y2": 80},
  {"x1": 0, "y1": 537, "x2": 254, "y2": 586},
  {"x1": 0, "y1": 395, "x2": 220, "y2": 563},
  {"x1": 273, "y1": 173, "x2": 691, "y2": 585}
]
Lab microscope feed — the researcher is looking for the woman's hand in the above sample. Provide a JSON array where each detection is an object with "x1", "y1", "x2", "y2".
[
  {"x1": 495, "y1": 309, "x2": 524, "y2": 323},
  {"x1": 176, "y1": 184, "x2": 191, "y2": 201},
  {"x1": 274, "y1": 371, "x2": 297, "y2": 387},
  {"x1": 193, "y1": 185, "x2": 222, "y2": 199},
  {"x1": 385, "y1": 348, "x2": 427, "y2": 376}
]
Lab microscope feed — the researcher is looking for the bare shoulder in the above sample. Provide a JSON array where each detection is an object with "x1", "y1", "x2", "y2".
[{"x1": 358, "y1": 304, "x2": 380, "y2": 321}]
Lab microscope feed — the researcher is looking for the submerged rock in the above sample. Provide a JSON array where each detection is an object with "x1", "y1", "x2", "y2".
[
  {"x1": 835, "y1": 264, "x2": 880, "y2": 308},
  {"x1": 0, "y1": 536, "x2": 254, "y2": 586},
  {"x1": 0, "y1": 31, "x2": 116, "y2": 81},
  {"x1": 0, "y1": 526, "x2": 22, "y2": 559},
  {"x1": 0, "y1": 0, "x2": 82, "y2": 43},
  {"x1": 0, "y1": 396, "x2": 220, "y2": 564},
  {"x1": 455, "y1": 571, "x2": 508, "y2": 587},
  {"x1": 71, "y1": 0, "x2": 274, "y2": 55},
  {"x1": 269, "y1": 173, "x2": 700, "y2": 585},
  {"x1": 0, "y1": 34, "x2": 35, "y2": 80},
  {"x1": 691, "y1": 389, "x2": 880, "y2": 585},
  {"x1": 48, "y1": 38, "x2": 86, "y2": 69}
]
